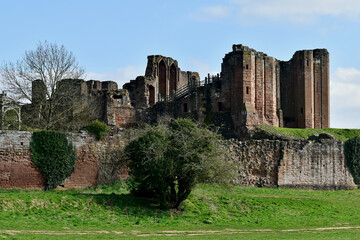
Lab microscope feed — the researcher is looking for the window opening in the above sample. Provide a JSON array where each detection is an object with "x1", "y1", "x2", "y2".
[
  {"x1": 183, "y1": 103, "x2": 188, "y2": 113},
  {"x1": 218, "y1": 102, "x2": 223, "y2": 112}
]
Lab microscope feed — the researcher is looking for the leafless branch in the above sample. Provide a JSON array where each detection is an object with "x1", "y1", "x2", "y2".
[{"x1": 0, "y1": 41, "x2": 85, "y2": 129}]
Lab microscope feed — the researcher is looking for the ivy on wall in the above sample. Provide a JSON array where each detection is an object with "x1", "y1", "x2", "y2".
[
  {"x1": 30, "y1": 131, "x2": 76, "y2": 190},
  {"x1": 344, "y1": 136, "x2": 360, "y2": 184}
]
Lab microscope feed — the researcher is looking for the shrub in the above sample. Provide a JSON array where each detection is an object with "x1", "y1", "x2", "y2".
[
  {"x1": 124, "y1": 118, "x2": 235, "y2": 208},
  {"x1": 30, "y1": 131, "x2": 76, "y2": 190},
  {"x1": 84, "y1": 120, "x2": 110, "y2": 140},
  {"x1": 344, "y1": 136, "x2": 360, "y2": 184}
]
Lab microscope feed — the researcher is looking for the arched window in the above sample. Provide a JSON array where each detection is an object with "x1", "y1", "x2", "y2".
[
  {"x1": 159, "y1": 60, "x2": 167, "y2": 99},
  {"x1": 170, "y1": 64, "x2": 177, "y2": 94},
  {"x1": 148, "y1": 85, "x2": 155, "y2": 106},
  {"x1": 3, "y1": 108, "x2": 20, "y2": 130}
]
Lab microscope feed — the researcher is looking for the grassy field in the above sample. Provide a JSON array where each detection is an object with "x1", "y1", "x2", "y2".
[
  {"x1": 258, "y1": 125, "x2": 360, "y2": 141},
  {"x1": 1, "y1": 184, "x2": 360, "y2": 239}
]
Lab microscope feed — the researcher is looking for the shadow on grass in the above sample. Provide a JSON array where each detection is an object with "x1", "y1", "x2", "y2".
[{"x1": 68, "y1": 191, "x2": 173, "y2": 219}]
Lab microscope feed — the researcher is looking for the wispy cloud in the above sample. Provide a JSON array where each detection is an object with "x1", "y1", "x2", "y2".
[
  {"x1": 193, "y1": 0, "x2": 360, "y2": 24},
  {"x1": 203, "y1": 6, "x2": 230, "y2": 18},
  {"x1": 190, "y1": 5, "x2": 230, "y2": 21},
  {"x1": 234, "y1": 0, "x2": 360, "y2": 23},
  {"x1": 85, "y1": 66, "x2": 144, "y2": 88}
]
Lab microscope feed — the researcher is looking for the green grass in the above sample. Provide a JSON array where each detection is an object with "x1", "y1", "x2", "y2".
[
  {"x1": 1, "y1": 184, "x2": 360, "y2": 239},
  {"x1": 258, "y1": 125, "x2": 360, "y2": 141}
]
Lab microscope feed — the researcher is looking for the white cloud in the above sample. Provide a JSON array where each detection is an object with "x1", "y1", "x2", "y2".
[
  {"x1": 235, "y1": 0, "x2": 360, "y2": 22},
  {"x1": 203, "y1": 6, "x2": 230, "y2": 18},
  {"x1": 85, "y1": 66, "x2": 144, "y2": 88},
  {"x1": 332, "y1": 67, "x2": 360, "y2": 83},
  {"x1": 190, "y1": 5, "x2": 230, "y2": 21},
  {"x1": 330, "y1": 67, "x2": 360, "y2": 128},
  {"x1": 194, "y1": 0, "x2": 360, "y2": 24}
]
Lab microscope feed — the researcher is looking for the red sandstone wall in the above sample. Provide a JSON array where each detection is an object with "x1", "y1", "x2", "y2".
[
  {"x1": 313, "y1": 53, "x2": 322, "y2": 129},
  {"x1": 319, "y1": 50, "x2": 330, "y2": 128},
  {"x1": 114, "y1": 107, "x2": 137, "y2": 128},
  {"x1": 0, "y1": 131, "x2": 45, "y2": 189},
  {"x1": 0, "y1": 131, "x2": 126, "y2": 190},
  {"x1": 0, "y1": 130, "x2": 354, "y2": 190},
  {"x1": 221, "y1": 45, "x2": 329, "y2": 130},
  {"x1": 304, "y1": 51, "x2": 314, "y2": 128},
  {"x1": 242, "y1": 51, "x2": 255, "y2": 105},
  {"x1": 0, "y1": 149, "x2": 45, "y2": 189},
  {"x1": 255, "y1": 55, "x2": 265, "y2": 122},
  {"x1": 281, "y1": 49, "x2": 329, "y2": 129},
  {"x1": 231, "y1": 52, "x2": 244, "y2": 132},
  {"x1": 264, "y1": 57, "x2": 278, "y2": 126}
]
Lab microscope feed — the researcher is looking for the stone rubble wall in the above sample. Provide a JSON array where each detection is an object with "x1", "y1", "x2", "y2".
[
  {"x1": 230, "y1": 138, "x2": 356, "y2": 189},
  {"x1": 230, "y1": 139, "x2": 282, "y2": 187},
  {"x1": 278, "y1": 140, "x2": 354, "y2": 189},
  {"x1": 0, "y1": 130, "x2": 356, "y2": 190}
]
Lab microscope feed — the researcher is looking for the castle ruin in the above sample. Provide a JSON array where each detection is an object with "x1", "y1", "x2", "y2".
[
  {"x1": 12, "y1": 44, "x2": 329, "y2": 134},
  {"x1": 120, "y1": 44, "x2": 330, "y2": 134},
  {"x1": 1, "y1": 45, "x2": 352, "y2": 191}
]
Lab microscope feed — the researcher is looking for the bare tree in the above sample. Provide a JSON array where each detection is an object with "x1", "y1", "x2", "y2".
[{"x1": 1, "y1": 41, "x2": 86, "y2": 129}]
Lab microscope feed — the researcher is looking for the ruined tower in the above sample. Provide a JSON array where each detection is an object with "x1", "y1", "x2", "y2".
[
  {"x1": 219, "y1": 44, "x2": 329, "y2": 131},
  {"x1": 280, "y1": 49, "x2": 330, "y2": 128}
]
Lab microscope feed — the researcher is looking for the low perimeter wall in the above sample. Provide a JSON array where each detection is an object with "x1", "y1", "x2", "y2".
[
  {"x1": 0, "y1": 130, "x2": 126, "y2": 189},
  {"x1": 231, "y1": 139, "x2": 356, "y2": 189},
  {"x1": 0, "y1": 130, "x2": 357, "y2": 190}
]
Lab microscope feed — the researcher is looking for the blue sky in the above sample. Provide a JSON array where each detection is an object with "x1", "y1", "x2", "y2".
[{"x1": 1, "y1": 0, "x2": 360, "y2": 128}]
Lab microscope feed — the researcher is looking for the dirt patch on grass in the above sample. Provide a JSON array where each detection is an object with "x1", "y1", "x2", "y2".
[{"x1": 2, "y1": 226, "x2": 360, "y2": 237}]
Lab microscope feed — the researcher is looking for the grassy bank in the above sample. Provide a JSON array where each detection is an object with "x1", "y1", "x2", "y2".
[
  {"x1": 1, "y1": 184, "x2": 360, "y2": 239},
  {"x1": 258, "y1": 125, "x2": 360, "y2": 141}
]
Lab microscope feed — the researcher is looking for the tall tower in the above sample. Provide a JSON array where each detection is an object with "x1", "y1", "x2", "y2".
[{"x1": 280, "y1": 49, "x2": 329, "y2": 129}]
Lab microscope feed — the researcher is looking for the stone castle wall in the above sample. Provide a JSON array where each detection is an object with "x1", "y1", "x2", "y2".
[
  {"x1": 278, "y1": 140, "x2": 352, "y2": 189},
  {"x1": 0, "y1": 130, "x2": 356, "y2": 190},
  {"x1": 0, "y1": 131, "x2": 43, "y2": 189},
  {"x1": 231, "y1": 138, "x2": 356, "y2": 189},
  {"x1": 0, "y1": 130, "x2": 126, "y2": 189}
]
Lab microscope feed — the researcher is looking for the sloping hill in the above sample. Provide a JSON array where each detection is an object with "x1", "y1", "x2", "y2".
[{"x1": 1, "y1": 184, "x2": 360, "y2": 239}]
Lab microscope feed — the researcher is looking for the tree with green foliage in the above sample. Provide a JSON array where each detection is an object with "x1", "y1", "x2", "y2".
[
  {"x1": 344, "y1": 136, "x2": 360, "y2": 184},
  {"x1": 124, "y1": 118, "x2": 235, "y2": 208},
  {"x1": 84, "y1": 120, "x2": 110, "y2": 140},
  {"x1": 30, "y1": 131, "x2": 76, "y2": 190}
]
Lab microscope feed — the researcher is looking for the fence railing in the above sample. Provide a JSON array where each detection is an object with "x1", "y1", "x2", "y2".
[{"x1": 157, "y1": 73, "x2": 221, "y2": 102}]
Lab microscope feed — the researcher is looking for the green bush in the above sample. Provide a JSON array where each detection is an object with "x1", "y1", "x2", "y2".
[
  {"x1": 124, "y1": 118, "x2": 235, "y2": 208},
  {"x1": 344, "y1": 136, "x2": 360, "y2": 184},
  {"x1": 30, "y1": 131, "x2": 76, "y2": 190},
  {"x1": 84, "y1": 120, "x2": 110, "y2": 140}
]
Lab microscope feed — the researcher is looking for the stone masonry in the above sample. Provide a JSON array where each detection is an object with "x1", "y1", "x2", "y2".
[
  {"x1": 0, "y1": 130, "x2": 127, "y2": 189},
  {"x1": 0, "y1": 130, "x2": 355, "y2": 190},
  {"x1": 231, "y1": 138, "x2": 356, "y2": 189}
]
